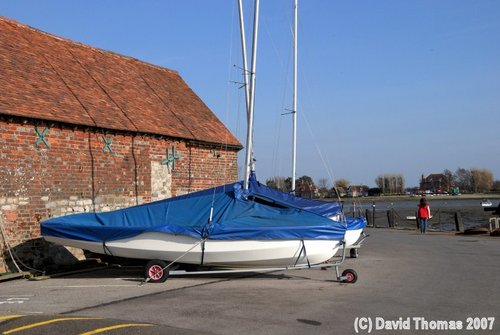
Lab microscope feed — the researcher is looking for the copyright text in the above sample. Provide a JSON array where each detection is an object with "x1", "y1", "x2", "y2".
[{"x1": 353, "y1": 317, "x2": 495, "y2": 333}]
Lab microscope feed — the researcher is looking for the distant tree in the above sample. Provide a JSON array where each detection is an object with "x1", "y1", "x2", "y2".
[
  {"x1": 454, "y1": 168, "x2": 473, "y2": 192},
  {"x1": 317, "y1": 178, "x2": 329, "y2": 190},
  {"x1": 375, "y1": 176, "x2": 383, "y2": 191},
  {"x1": 317, "y1": 178, "x2": 329, "y2": 198},
  {"x1": 297, "y1": 175, "x2": 314, "y2": 185},
  {"x1": 368, "y1": 188, "x2": 382, "y2": 196},
  {"x1": 443, "y1": 169, "x2": 454, "y2": 192},
  {"x1": 296, "y1": 175, "x2": 317, "y2": 199},
  {"x1": 492, "y1": 180, "x2": 500, "y2": 192},
  {"x1": 470, "y1": 168, "x2": 493, "y2": 193},
  {"x1": 284, "y1": 177, "x2": 292, "y2": 192},
  {"x1": 335, "y1": 178, "x2": 350, "y2": 189},
  {"x1": 266, "y1": 177, "x2": 277, "y2": 189},
  {"x1": 266, "y1": 176, "x2": 289, "y2": 192},
  {"x1": 375, "y1": 174, "x2": 405, "y2": 194},
  {"x1": 399, "y1": 175, "x2": 406, "y2": 194}
]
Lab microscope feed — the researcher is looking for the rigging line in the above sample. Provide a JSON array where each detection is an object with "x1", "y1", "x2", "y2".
[
  {"x1": 139, "y1": 238, "x2": 205, "y2": 286},
  {"x1": 299, "y1": 107, "x2": 343, "y2": 209},
  {"x1": 228, "y1": 64, "x2": 244, "y2": 179},
  {"x1": 296, "y1": 40, "x2": 338, "y2": 186},
  {"x1": 299, "y1": 109, "x2": 334, "y2": 183},
  {"x1": 262, "y1": 12, "x2": 292, "y2": 80},
  {"x1": 273, "y1": 48, "x2": 292, "y2": 179},
  {"x1": 235, "y1": 87, "x2": 243, "y2": 141},
  {"x1": 286, "y1": 6, "x2": 339, "y2": 188},
  {"x1": 266, "y1": 2, "x2": 297, "y2": 181},
  {"x1": 261, "y1": 10, "x2": 293, "y2": 179},
  {"x1": 220, "y1": 0, "x2": 238, "y2": 188},
  {"x1": 323, "y1": 154, "x2": 337, "y2": 188},
  {"x1": 207, "y1": 129, "x2": 223, "y2": 231},
  {"x1": 238, "y1": 0, "x2": 251, "y2": 118},
  {"x1": 271, "y1": 114, "x2": 283, "y2": 178},
  {"x1": 235, "y1": 87, "x2": 245, "y2": 180}
]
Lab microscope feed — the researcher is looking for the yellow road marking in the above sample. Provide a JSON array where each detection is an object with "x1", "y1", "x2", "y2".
[
  {"x1": 79, "y1": 323, "x2": 153, "y2": 335},
  {"x1": 0, "y1": 315, "x2": 24, "y2": 321},
  {"x1": 2, "y1": 317, "x2": 100, "y2": 334}
]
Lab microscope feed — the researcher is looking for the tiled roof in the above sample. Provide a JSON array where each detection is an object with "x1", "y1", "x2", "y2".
[
  {"x1": 0, "y1": 16, "x2": 242, "y2": 148},
  {"x1": 425, "y1": 174, "x2": 445, "y2": 181}
]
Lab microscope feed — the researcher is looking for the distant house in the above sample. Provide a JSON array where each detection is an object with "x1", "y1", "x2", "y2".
[
  {"x1": 419, "y1": 174, "x2": 451, "y2": 194},
  {"x1": 295, "y1": 180, "x2": 319, "y2": 199},
  {"x1": 335, "y1": 187, "x2": 348, "y2": 198},
  {"x1": 347, "y1": 185, "x2": 369, "y2": 197}
]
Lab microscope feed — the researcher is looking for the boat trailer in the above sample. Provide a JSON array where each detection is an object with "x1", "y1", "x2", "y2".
[
  {"x1": 346, "y1": 231, "x2": 369, "y2": 258},
  {"x1": 140, "y1": 239, "x2": 359, "y2": 285}
]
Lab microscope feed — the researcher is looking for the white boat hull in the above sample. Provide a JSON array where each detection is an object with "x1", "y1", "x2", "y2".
[
  {"x1": 344, "y1": 228, "x2": 363, "y2": 248},
  {"x1": 45, "y1": 232, "x2": 341, "y2": 268},
  {"x1": 329, "y1": 215, "x2": 363, "y2": 249}
]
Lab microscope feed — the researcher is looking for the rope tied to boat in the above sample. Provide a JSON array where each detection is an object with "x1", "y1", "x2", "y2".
[
  {"x1": 102, "y1": 241, "x2": 114, "y2": 257},
  {"x1": 138, "y1": 238, "x2": 206, "y2": 286},
  {"x1": 200, "y1": 176, "x2": 219, "y2": 266},
  {"x1": 293, "y1": 240, "x2": 311, "y2": 268}
]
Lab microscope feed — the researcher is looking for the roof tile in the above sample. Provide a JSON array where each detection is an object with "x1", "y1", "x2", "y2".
[{"x1": 0, "y1": 16, "x2": 241, "y2": 148}]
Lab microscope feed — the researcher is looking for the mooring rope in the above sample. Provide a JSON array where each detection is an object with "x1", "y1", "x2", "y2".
[{"x1": 0, "y1": 215, "x2": 44, "y2": 274}]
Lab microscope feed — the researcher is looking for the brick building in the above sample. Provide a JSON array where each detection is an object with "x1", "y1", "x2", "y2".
[
  {"x1": 347, "y1": 185, "x2": 369, "y2": 198},
  {"x1": 0, "y1": 17, "x2": 242, "y2": 272},
  {"x1": 419, "y1": 173, "x2": 452, "y2": 194}
]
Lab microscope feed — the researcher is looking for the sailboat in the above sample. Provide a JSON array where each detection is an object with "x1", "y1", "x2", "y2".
[
  {"x1": 42, "y1": 180, "x2": 346, "y2": 268},
  {"x1": 41, "y1": 0, "x2": 354, "y2": 283}
]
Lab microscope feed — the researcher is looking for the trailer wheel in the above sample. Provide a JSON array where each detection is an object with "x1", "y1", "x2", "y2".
[
  {"x1": 349, "y1": 248, "x2": 358, "y2": 258},
  {"x1": 145, "y1": 260, "x2": 169, "y2": 283},
  {"x1": 342, "y1": 269, "x2": 358, "y2": 284}
]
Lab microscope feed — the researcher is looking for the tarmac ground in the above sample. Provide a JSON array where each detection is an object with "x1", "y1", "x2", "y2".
[{"x1": 1, "y1": 228, "x2": 499, "y2": 334}]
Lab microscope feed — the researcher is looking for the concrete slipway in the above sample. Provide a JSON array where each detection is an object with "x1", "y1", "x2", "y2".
[{"x1": 1, "y1": 228, "x2": 499, "y2": 334}]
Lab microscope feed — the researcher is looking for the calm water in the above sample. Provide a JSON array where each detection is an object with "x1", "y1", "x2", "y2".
[
  {"x1": 340, "y1": 197, "x2": 499, "y2": 231},
  {"x1": 347, "y1": 198, "x2": 495, "y2": 209}
]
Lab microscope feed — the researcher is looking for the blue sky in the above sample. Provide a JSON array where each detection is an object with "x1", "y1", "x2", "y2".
[{"x1": 1, "y1": 0, "x2": 499, "y2": 187}]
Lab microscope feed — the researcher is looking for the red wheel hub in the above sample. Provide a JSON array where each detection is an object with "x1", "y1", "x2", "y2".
[{"x1": 148, "y1": 264, "x2": 164, "y2": 280}]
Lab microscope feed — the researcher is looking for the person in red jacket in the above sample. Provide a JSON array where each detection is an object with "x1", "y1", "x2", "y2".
[{"x1": 417, "y1": 197, "x2": 431, "y2": 234}]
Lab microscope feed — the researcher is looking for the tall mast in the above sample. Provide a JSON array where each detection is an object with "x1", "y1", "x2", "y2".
[
  {"x1": 291, "y1": 0, "x2": 298, "y2": 194},
  {"x1": 237, "y1": 0, "x2": 251, "y2": 117},
  {"x1": 242, "y1": 0, "x2": 260, "y2": 191}
]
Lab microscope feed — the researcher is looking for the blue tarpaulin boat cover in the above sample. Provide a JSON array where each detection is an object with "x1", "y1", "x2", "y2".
[
  {"x1": 41, "y1": 178, "x2": 349, "y2": 243},
  {"x1": 247, "y1": 175, "x2": 366, "y2": 231},
  {"x1": 248, "y1": 178, "x2": 342, "y2": 217}
]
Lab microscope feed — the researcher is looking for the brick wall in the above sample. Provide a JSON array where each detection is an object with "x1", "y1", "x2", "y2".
[{"x1": 0, "y1": 116, "x2": 239, "y2": 272}]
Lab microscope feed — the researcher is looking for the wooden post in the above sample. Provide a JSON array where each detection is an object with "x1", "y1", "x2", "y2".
[
  {"x1": 454, "y1": 211, "x2": 464, "y2": 232},
  {"x1": 365, "y1": 209, "x2": 372, "y2": 227},
  {"x1": 387, "y1": 209, "x2": 395, "y2": 228},
  {"x1": 372, "y1": 202, "x2": 376, "y2": 228}
]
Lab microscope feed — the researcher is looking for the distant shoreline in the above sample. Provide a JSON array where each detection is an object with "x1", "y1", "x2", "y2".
[
  {"x1": 326, "y1": 193, "x2": 500, "y2": 202},
  {"x1": 329, "y1": 193, "x2": 500, "y2": 231}
]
